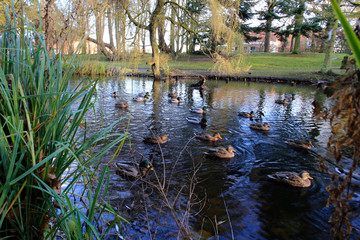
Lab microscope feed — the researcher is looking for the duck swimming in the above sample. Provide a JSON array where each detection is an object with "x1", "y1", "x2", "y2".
[
  {"x1": 143, "y1": 134, "x2": 170, "y2": 144},
  {"x1": 168, "y1": 92, "x2": 178, "y2": 98},
  {"x1": 195, "y1": 133, "x2": 222, "y2": 141},
  {"x1": 133, "y1": 95, "x2": 149, "y2": 102},
  {"x1": 169, "y1": 97, "x2": 182, "y2": 103},
  {"x1": 191, "y1": 106, "x2": 207, "y2": 114},
  {"x1": 238, "y1": 111, "x2": 255, "y2": 118},
  {"x1": 275, "y1": 99, "x2": 288, "y2": 104},
  {"x1": 249, "y1": 122, "x2": 270, "y2": 131},
  {"x1": 115, "y1": 102, "x2": 129, "y2": 108},
  {"x1": 204, "y1": 145, "x2": 236, "y2": 159},
  {"x1": 138, "y1": 92, "x2": 150, "y2": 97},
  {"x1": 267, "y1": 171, "x2": 313, "y2": 187},
  {"x1": 114, "y1": 160, "x2": 153, "y2": 179},
  {"x1": 285, "y1": 139, "x2": 313, "y2": 150},
  {"x1": 112, "y1": 92, "x2": 117, "y2": 97},
  {"x1": 186, "y1": 117, "x2": 207, "y2": 126}
]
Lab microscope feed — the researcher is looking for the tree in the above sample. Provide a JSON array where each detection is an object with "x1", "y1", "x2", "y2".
[
  {"x1": 321, "y1": 0, "x2": 341, "y2": 73},
  {"x1": 238, "y1": 0, "x2": 261, "y2": 42},
  {"x1": 257, "y1": 0, "x2": 284, "y2": 52},
  {"x1": 292, "y1": 0, "x2": 306, "y2": 54}
]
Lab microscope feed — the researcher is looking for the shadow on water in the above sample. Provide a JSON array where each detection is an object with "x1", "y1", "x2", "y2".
[{"x1": 69, "y1": 77, "x2": 360, "y2": 239}]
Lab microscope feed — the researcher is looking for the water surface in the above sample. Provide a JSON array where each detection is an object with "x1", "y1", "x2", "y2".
[{"x1": 71, "y1": 77, "x2": 360, "y2": 239}]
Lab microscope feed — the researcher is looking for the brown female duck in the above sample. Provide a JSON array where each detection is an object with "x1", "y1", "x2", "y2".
[
  {"x1": 204, "y1": 145, "x2": 236, "y2": 159},
  {"x1": 195, "y1": 133, "x2": 222, "y2": 141},
  {"x1": 285, "y1": 139, "x2": 313, "y2": 150},
  {"x1": 267, "y1": 171, "x2": 313, "y2": 187},
  {"x1": 168, "y1": 92, "x2": 178, "y2": 98},
  {"x1": 238, "y1": 111, "x2": 255, "y2": 118},
  {"x1": 249, "y1": 122, "x2": 270, "y2": 131},
  {"x1": 115, "y1": 102, "x2": 129, "y2": 108},
  {"x1": 143, "y1": 134, "x2": 170, "y2": 144}
]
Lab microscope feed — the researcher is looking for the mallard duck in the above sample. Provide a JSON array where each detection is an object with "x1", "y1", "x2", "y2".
[
  {"x1": 285, "y1": 139, "x2": 313, "y2": 150},
  {"x1": 112, "y1": 92, "x2": 117, "y2": 97},
  {"x1": 138, "y1": 92, "x2": 150, "y2": 97},
  {"x1": 267, "y1": 171, "x2": 313, "y2": 187},
  {"x1": 249, "y1": 122, "x2": 270, "y2": 131},
  {"x1": 169, "y1": 97, "x2": 182, "y2": 103},
  {"x1": 238, "y1": 111, "x2": 255, "y2": 118},
  {"x1": 275, "y1": 99, "x2": 288, "y2": 104},
  {"x1": 285, "y1": 93, "x2": 295, "y2": 99},
  {"x1": 186, "y1": 117, "x2": 207, "y2": 126},
  {"x1": 195, "y1": 133, "x2": 222, "y2": 141},
  {"x1": 191, "y1": 106, "x2": 207, "y2": 114},
  {"x1": 143, "y1": 134, "x2": 170, "y2": 144},
  {"x1": 115, "y1": 102, "x2": 129, "y2": 108},
  {"x1": 204, "y1": 145, "x2": 236, "y2": 159},
  {"x1": 168, "y1": 92, "x2": 178, "y2": 98},
  {"x1": 133, "y1": 95, "x2": 149, "y2": 102},
  {"x1": 115, "y1": 160, "x2": 153, "y2": 179}
]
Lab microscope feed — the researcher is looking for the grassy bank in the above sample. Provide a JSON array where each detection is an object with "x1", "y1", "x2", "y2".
[{"x1": 69, "y1": 52, "x2": 349, "y2": 80}]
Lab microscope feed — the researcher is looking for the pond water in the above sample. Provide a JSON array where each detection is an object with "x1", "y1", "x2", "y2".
[{"x1": 71, "y1": 76, "x2": 360, "y2": 239}]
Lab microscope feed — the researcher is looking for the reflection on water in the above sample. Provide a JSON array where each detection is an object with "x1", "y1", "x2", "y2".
[{"x1": 70, "y1": 77, "x2": 359, "y2": 239}]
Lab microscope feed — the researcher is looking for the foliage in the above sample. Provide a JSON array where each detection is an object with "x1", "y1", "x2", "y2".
[
  {"x1": 0, "y1": 3, "x2": 126, "y2": 239},
  {"x1": 314, "y1": 1, "x2": 360, "y2": 238}
]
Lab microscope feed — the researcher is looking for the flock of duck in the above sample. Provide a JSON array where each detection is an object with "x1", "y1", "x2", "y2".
[{"x1": 110, "y1": 87, "x2": 314, "y2": 188}]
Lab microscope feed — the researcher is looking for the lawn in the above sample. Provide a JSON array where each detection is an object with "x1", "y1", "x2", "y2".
[{"x1": 69, "y1": 52, "x2": 349, "y2": 80}]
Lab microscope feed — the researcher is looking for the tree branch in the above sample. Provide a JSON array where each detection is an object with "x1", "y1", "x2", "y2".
[{"x1": 121, "y1": 2, "x2": 150, "y2": 30}]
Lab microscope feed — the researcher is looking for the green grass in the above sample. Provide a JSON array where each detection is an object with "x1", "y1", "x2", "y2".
[{"x1": 68, "y1": 52, "x2": 350, "y2": 80}]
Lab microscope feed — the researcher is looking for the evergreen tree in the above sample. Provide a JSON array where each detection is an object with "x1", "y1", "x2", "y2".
[{"x1": 238, "y1": 0, "x2": 260, "y2": 42}]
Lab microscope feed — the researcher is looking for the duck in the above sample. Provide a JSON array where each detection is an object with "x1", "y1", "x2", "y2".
[
  {"x1": 112, "y1": 92, "x2": 118, "y2": 97},
  {"x1": 285, "y1": 139, "x2": 313, "y2": 150},
  {"x1": 204, "y1": 145, "x2": 236, "y2": 159},
  {"x1": 169, "y1": 97, "x2": 182, "y2": 103},
  {"x1": 114, "y1": 160, "x2": 153, "y2": 179},
  {"x1": 249, "y1": 122, "x2": 270, "y2": 131},
  {"x1": 143, "y1": 134, "x2": 170, "y2": 144},
  {"x1": 195, "y1": 133, "x2": 222, "y2": 141},
  {"x1": 285, "y1": 93, "x2": 295, "y2": 99},
  {"x1": 133, "y1": 95, "x2": 149, "y2": 102},
  {"x1": 115, "y1": 102, "x2": 129, "y2": 108},
  {"x1": 267, "y1": 171, "x2": 313, "y2": 187},
  {"x1": 138, "y1": 92, "x2": 150, "y2": 97},
  {"x1": 191, "y1": 106, "x2": 207, "y2": 114},
  {"x1": 186, "y1": 117, "x2": 207, "y2": 126},
  {"x1": 275, "y1": 99, "x2": 288, "y2": 104},
  {"x1": 168, "y1": 92, "x2": 178, "y2": 98},
  {"x1": 238, "y1": 111, "x2": 255, "y2": 118}
]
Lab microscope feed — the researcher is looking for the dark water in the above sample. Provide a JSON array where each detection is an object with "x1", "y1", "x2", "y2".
[{"x1": 70, "y1": 77, "x2": 360, "y2": 239}]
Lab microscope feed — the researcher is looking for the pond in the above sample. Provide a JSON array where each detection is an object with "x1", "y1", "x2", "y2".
[{"x1": 71, "y1": 76, "x2": 360, "y2": 239}]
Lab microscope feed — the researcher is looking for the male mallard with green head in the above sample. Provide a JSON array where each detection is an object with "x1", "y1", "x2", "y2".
[
  {"x1": 143, "y1": 134, "x2": 170, "y2": 144},
  {"x1": 195, "y1": 133, "x2": 222, "y2": 141},
  {"x1": 115, "y1": 160, "x2": 153, "y2": 179},
  {"x1": 204, "y1": 145, "x2": 236, "y2": 158},
  {"x1": 191, "y1": 106, "x2": 207, "y2": 114},
  {"x1": 267, "y1": 171, "x2": 313, "y2": 187},
  {"x1": 186, "y1": 117, "x2": 207, "y2": 127},
  {"x1": 169, "y1": 97, "x2": 182, "y2": 103}
]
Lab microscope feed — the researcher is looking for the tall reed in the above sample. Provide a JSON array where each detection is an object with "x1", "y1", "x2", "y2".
[{"x1": 0, "y1": 3, "x2": 126, "y2": 239}]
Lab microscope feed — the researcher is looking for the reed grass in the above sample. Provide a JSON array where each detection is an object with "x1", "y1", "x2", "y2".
[{"x1": 0, "y1": 3, "x2": 126, "y2": 239}]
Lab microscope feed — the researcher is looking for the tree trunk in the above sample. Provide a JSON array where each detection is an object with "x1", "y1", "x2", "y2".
[
  {"x1": 158, "y1": 8, "x2": 169, "y2": 53},
  {"x1": 150, "y1": 24, "x2": 161, "y2": 80},
  {"x1": 321, "y1": 12, "x2": 339, "y2": 73},
  {"x1": 107, "y1": 9, "x2": 114, "y2": 47},
  {"x1": 170, "y1": 3, "x2": 176, "y2": 54},
  {"x1": 264, "y1": 18, "x2": 272, "y2": 52},
  {"x1": 292, "y1": 2, "x2": 305, "y2": 54}
]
